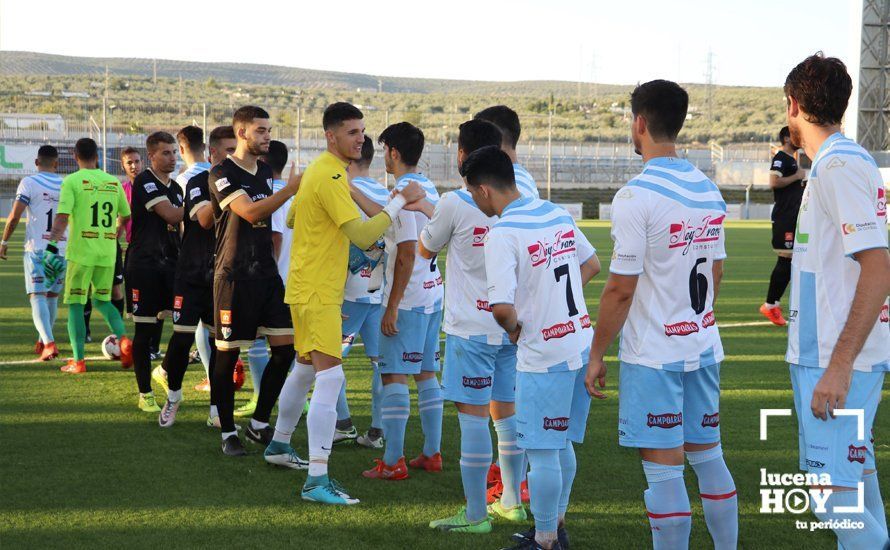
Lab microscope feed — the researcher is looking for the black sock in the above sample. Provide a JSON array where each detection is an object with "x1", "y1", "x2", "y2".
[
  {"x1": 162, "y1": 331, "x2": 193, "y2": 393},
  {"x1": 766, "y1": 256, "x2": 792, "y2": 305},
  {"x1": 133, "y1": 323, "x2": 155, "y2": 394},
  {"x1": 253, "y1": 344, "x2": 296, "y2": 424},
  {"x1": 83, "y1": 299, "x2": 93, "y2": 338},
  {"x1": 150, "y1": 319, "x2": 164, "y2": 353},
  {"x1": 111, "y1": 298, "x2": 124, "y2": 316},
  {"x1": 213, "y1": 349, "x2": 239, "y2": 433}
]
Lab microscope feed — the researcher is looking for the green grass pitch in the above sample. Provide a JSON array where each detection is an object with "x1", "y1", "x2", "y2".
[{"x1": 0, "y1": 221, "x2": 885, "y2": 549}]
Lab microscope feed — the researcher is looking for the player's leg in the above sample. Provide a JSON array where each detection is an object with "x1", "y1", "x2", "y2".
[
  {"x1": 266, "y1": 351, "x2": 313, "y2": 470},
  {"x1": 193, "y1": 320, "x2": 212, "y2": 389},
  {"x1": 235, "y1": 338, "x2": 268, "y2": 416},
  {"x1": 491, "y1": 342, "x2": 524, "y2": 515},
  {"x1": 111, "y1": 243, "x2": 125, "y2": 315},
  {"x1": 760, "y1": 224, "x2": 793, "y2": 325},
  {"x1": 212, "y1": 277, "x2": 252, "y2": 455},
  {"x1": 83, "y1": 294, "x2": 93, "y2": 343},
  {"x1": 355, "y1": 303, "x2": 384, "y2": 447},
  {"x1": 410, "y1": 311, "x2": 444, "y2": 469},
  {"x1": 158, "y1": 283, "x2": 200, "y2": 427},
  {"x1": 61, "y1": 260, "x2": 90, "y2": 373},
  {"x1": 126, "y1": 267, "x2": 160, "y2": 406},
  {"x1": 335, "y1": 301, "x2": 371, "y2": 443},
  {"x1": 683, "y1": 363, "x2": 737, "y2": 550},
  {"x1": 25, "y1": 251, "x2": 57, "y2": 358}
]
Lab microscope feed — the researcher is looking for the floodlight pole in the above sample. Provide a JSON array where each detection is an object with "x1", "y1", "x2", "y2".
[{"x1": 547, "y1": 109, "x2": 553, "y2": 200}]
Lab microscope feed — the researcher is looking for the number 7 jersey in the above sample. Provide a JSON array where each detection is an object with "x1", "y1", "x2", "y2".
[
  {"x1": 608, "y1": 157, "x2": 726, "y2": 372},
  {"x1": 485, "y1": 197, "x2": 596, "y2": 373}
]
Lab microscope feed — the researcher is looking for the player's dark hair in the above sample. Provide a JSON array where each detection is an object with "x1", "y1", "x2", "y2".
[
  {"x1": 36, "y1": 145, "x2": 58, "y2": 167},
  {"x1": 458, "y1": 119, "x2": 503, "y2": 156},
  {"x1": 263, "y1": 140, "x2": 288, "y2": 174},
  {"x1": 378, "y1": 122, "x2": 424, "y2": 167},
  {"x1": 461, "y1": 145, "x2": 515, "y2": 190},
  {"x1": 232, "y1": 105, "x2": 271, "y2": 129},
  {"x1": 630, "y1": 79, "x2": 688, "y2": 142},
  {"x1": 784, "y1": 53, "x2": 852, "y2": 126},
  {"x1": 474, "y1": 105, "x2": 521, "y2": 149},
  {"x1": 176, "y1": 125, "x2": 204, "y2": 154},
  {"x1": 74, "y1": 138, "x2": 99, "y2": 161},
  {"x1": 778, "y1": 126, "x2": 791, "y2": 144},
  {"x1": 208, "y1": 125, "x2": 235, "y2": 148},
  {"x1": 120, "y1": 146, "x2": 140, "y2": 158},
  {"x1": 146, "y1": 131, "x2": 175, "y2": 153},
  {"x1": 355, "y1": 135, "x2": 375, "y2": 167},
  {"x1": 323, "y1": 102, "x2": 363, "y2": 130}
]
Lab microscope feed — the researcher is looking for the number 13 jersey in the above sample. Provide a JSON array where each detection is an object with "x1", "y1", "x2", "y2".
[
  {"x1": 485, "y1": 197, "x2": 596, "y2": 373},
  {"x1": 608, "y1": 157, "x2": 726, "y2": 372}
]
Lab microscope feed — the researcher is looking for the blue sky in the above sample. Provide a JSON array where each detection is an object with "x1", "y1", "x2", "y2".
[{"x1": 0, "y1": 0, "x2": 852, "y2": 87}]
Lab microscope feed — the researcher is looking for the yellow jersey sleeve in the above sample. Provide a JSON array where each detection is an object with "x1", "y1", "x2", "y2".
[{"x1": 318, "y1": 176, "x2": 360, "y2": 228}]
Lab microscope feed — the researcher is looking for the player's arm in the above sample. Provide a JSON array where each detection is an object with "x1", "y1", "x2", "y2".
[
  {"x1": 712, "y1": 259, "x2": 724, "y2": 305},
  {"x1": 350, "y1": 184, "x2": 384, "y2": 218},
  {"x1": 381, "y1": 230, "x2": 417, "y2": 337},
  {"x1": 226, "y1": 172, "x2": 301, "y2": 224},
  {"x1": 194, "y1": 204, "x2": 213, "y2": 229},
  {"x1": 485, "y1": 228, "x2": 521, "y2": 343},
  {"x1": 151, "y1": 199, "x2": 184, "y2": 225},
  {"x1": 580, "y1": 255, "x2": 601, "y2": 285},
  {"x1": 47, "y1": 213, "x2": 69, "y2": 244},
  {"x1": 337, "y1": 182, "x2": 427, "y2": 250},
  {"x1": 418, "y1": 194, "x2": 455, "y2": 260},
  {"x1": 768, "y1": 157, "x2": 806, "y2": 189},
  {"x1": 574, "y1": 223, "x2": 600, "y2": 285},
  {"x1": 0, "y1": 199, "x2": 27, "y2": 259}
]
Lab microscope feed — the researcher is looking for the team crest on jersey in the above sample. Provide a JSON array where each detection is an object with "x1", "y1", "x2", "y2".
[
  {"x1": 173, "y1": 311, "x2": 180, "y2": 322},
  {"x1": 668, "y1": 215, "x2": 724, "y2": 255},
  {"x1": 701, "y1": 413, "x2": 720, "y2": 428},
  {"x1": 877, "y1": 187, "x2": 886, "y2": 217},
  {"x1": 825, "y1": 157, "x2": 846, "y2": 170},
  {"x1": 472, "y1": 226, "x2": 489, "y2": 247},
  {"x1": 527, "y1": 229, "x2": 576, "y2": 268},
  {"x1": 462, "y1": 376, "x2": 492, "y2": 389},
  {"x1": 542, "y1": 321, "x2": 576, "y2": 341},
  {"x1": 664, "y1": 320, "x2": 699, "y2": 336},
  {"x1": 702, "y1": 311, "x2": 716, "y2": 328},
  {"x1": 543, "y1": 417, "x2": 569, "y2": 431},
  {"x1": 131, "y1": 289, "x2": 140, "y2": 302},
  {"x1": 847, "y1": 445, "x2": 867, "y2": 464},
  {"x1": 220, "y1": 310, "x2": 232, "y2": 325},
  {"x1": 221, "y1": 327, "x2": 232, "y2": 339},
  {"x1": 647, "y1": 412, "x2": 682, "y2": 429},
  {"x1": 880, "y1": 304, "x2": 888, "y2": 323},
  {"x1": 402, "y1": 352, "x2": 423, "y2": 363}
]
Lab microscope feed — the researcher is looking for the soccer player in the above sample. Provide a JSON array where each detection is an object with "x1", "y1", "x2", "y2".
[
  {"x1": 421, "y1": 120, "x2": 535, "y2": 533},
  {"x1": 465, "y1": 145, "x2": 597, "y2": 550},
  {"x1": 44, "y1": 138, "x2": 133, "y2": 374},
  {"x1": 158, "y1": 126, "x2": 236, "y2": 428},
  {"x1": 783, "y1": 54, "x2": 890, "y2": 549},
  {"x1": 361, "y1": 122, "x2": 445, "y2": 482},
  {"x1": 474, "y1": 105, "x2": 539, "y2": 199},
  {"x1": 0, "y1": 145, "x2": 66, "y2": 360},
  {"x1": 585, "y1": 80, "x2": 737, "y2": 550},
  {"x1": 207, "y1": 106, "x2": 300, "y2": 457},
  {"x1": 126, "y1": 132, "x2": 184, "y2": 412},
  {"x1": 339, "y1": 135, "x2": 389, "y2": 447},
  {"x1": 760, "y1": 125, "x2": 807, "y2": 326},
  {"x1": 269, "y1": 102, "x2": 424, "y2": 504},
  {"x1": 174, "y1": 125, "x2": 215, "y2": 391}
]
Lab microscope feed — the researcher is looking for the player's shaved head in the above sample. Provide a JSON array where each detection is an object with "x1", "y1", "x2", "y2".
[{"x1": 36, "y1": 145, "x2": 58, "y2": 169}]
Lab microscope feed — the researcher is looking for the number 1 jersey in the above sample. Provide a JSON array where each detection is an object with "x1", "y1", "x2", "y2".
[{"x1": 608, "y1": 157, "x2": 726, "y2": 372}]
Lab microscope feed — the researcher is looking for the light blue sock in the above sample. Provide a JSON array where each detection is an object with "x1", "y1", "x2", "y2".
[
  {"x1": 643, "y1": 461, "x2": 691, "y2": 550},
  {"x1": 370, "y1": 360, "x2": 383, "y2": 429},
  {"x1": 47, "y1": 295, "x2": 59, "y2": 328},
  {"x1": 558, "y1": 442, "x2": 577, "y2": 518},
  {"x1": 416, "y1": 376, "x2": 444, "y2": 457},
  {"x1": 335, "y1": 379, "x2": 351, "y2": 421},
  {"x1": 815, "y1": 488, "x2": 890, "y2": 549},
  {"x1": 687, "y1": 445, "x2": 738, "y2": 550},
  {"x1": 494, "y1": 414, "x2": 524, "y2": 509},
  {"x1": 194, "y1": 321, "x2": 212, "y2": 378},
  {"x1": 458, "y1": 413, "x2": 493, "y2": 522},
  {"x1": 30, "y1": 294, "x2": 53, "y2": 344},
  {"x1": 526, "y1": 448, "x2": 562, "y2": 535},
  {"x1": 864, "y1": 471, "x2": 889, "y2": 541},
  {"x1": 381, "y1": 382, "x2": 410, "y2": 465},
  {"x1": 247, "y1": 338, "x2": 269, "y2": 400}
]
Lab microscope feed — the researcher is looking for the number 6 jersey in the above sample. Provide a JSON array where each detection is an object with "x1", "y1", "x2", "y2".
[
  {"x1": 485, "y1": 197, "x2": 596, "y2": 373},
  {"x1": 608, "y1": 157, "x2": 726, "y2": 372}
]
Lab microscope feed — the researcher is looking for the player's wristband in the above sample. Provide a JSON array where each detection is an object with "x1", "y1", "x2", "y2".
[
  {"x1": 0, "y1": 240, "x2": 8, "y2": 247},
  {"x1": 382, "y1": 194, "x2": 408, "y2": 220},
  {"x1": 45, "y1": 241, "x2": 59, "y2": 255}
]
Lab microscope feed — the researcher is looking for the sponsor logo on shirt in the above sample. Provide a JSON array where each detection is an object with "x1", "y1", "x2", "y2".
[
  {"x1": 131, "y1": 289, "x2": 140, "y2": 302},
  {"x1": 359, "y1": 265, "x2": 372, "y2": 278},
  {"x1": 847, "y1": 445, "x2": 867, "y2": 464},
  {"x1": 880, "y1": 304, "x2": 888, "y2": 323},
  {"x1": 543, "y1": 417, "x2": 569, "y2": 431},
  {"x1": 422, "y1": 276, "x2": 443, "y2": 289},
  {"x1": 215, "y1": 177, "x2": 230, "y2": 191},
  {"x1": 825, "y1": 157, "x2": 846, "y2": 170},
  {"x1": 143, "y1": 182, "x2": 158, "y2": 194},
  {"x1": 806, "y1": 459, "x2": 826, "y2": 469},
  {"x1": 772, "y1": 160, "x2": 783, "y2": 169},
  {"x1": 527, "y1": 229, "x2": 577, "y2": 268},
  {"x1": 580, "y1": 314, "x2": 591, "y2": 329},
  {"x1": 472, "y1": 226, "x2": 489, "y2": 247},
  {"x1": 476, "y1": 300, "x2": 492, "y2": 312},
  {"x1": 173, "y1": 295, "x2": 183, "y2": 310},
  {"x1": 664, "y1": 320, "x2": 699, "y2": 336},
  {"x1": 702, "y1": 311, "x2": 716, "y2": 328},
  {"x1": 462, "y1": 376, "x2": 492, "y2": 389},
  {"x1": 402, "y1": 352, "x2": 423, "y2": 363},
  {"x1": 877, "y1": 187, "x2": 886, "y2": 218},
  {"x1": 668, "y1": 215, "x2": 724, "y2": 255},
  {"x1": 647, "y1": 412, "x2": 682, "y2": 429},
  {"x1": 189, "y1": 187, "x2": 202, "y2": 200},
  {"x1": 220, "y1": 310, "x2": 232, "y2": 325},
  {"x1": 701, "y1": 413, "x2": 720, "y2": 427},
  {"x1": 542, "y1": 320, "x2": 576, "y2": 341},
  {"x1": 842, "y1": 221, "x2": 878, "y2": 235}
]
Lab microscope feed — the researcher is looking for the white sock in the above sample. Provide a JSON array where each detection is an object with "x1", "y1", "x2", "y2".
[
  {"x1": 168, "y1": 389, "x2": 183, "y2": 402},
  {"x1": 307, "y1": 364, "x2": 345, "y2": 477},
  {"x1": 209, "y1": 405, "x2": 218, "y2": 418},
  {"x1": 273, "y1": 362, "x2": 315, "y2": 444},
  {"x1": 250, "y1": 419, "x2": 268, "y2": 430},
  {"x1": 194, "y1": 321, "x2": 211, "y2": 378},
  {"x1": 30, "y1": 293, "x2": 52, "y2": 344},
  {"x1": 47, "y1": 295, "x2": 59, "y2": 329},
  {"x1": 221, "y1": 430, "x2": 236, "y2": 441}
]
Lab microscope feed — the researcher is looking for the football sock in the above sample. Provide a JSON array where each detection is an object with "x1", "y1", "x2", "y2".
[
  {"x1": 83, "y1": 299, "x2": 92, "y2": 338},
  {"x1": 111, "y1": 297, "x2": 124, "y2": 316},
  {"x1": 273, "y1": 362, "x2": 315, "y2": 444},
  {"x1": 766, "y1": 256, "x2": 792, "y2": 305},
  {"x1": 864, "y1": 471, "x2": 889, "y2": 538},
  {"x1": 494, "y1": 414, "x2": 524, "y2": 509},
  {"x1": 66, "y1": 303, "x2": 86, "y2": 361},
  {"x1": 47, "y1": 295, "x2": 59, "y2": 327},
  {"x1": 370, "y1": 360, "x2": 383, "y2": 429},
  {"x1": 458, "y1": 412, "x2": 492, "y2": 522},
  {"x1": 643, "y1": 461, "x2": 691, "y2": 550},
  {"x1": 93, "y1": 299, "x2": 126, "y2": 338},
  {"x1": 212, "y1": 349, "x2": 239, "y2": 433},
  {"x1": 381, "y1": 382, "x2": 410, "y2": 465},
  {"x1": 195, "y1": 321, "x2": 212, "y2": 379},
  {"x1": 526, "y1": 448, "x2": 562, "y2": 537},
  {"x1": 30, "y1": 293, "x2": 52, "y2": 344},
  {"x1": 416, "y1": 376, "x2": 444, "y2": 457},
  {"x1": 814, "y1": 489, "x2": 889, "y2": 549},
  {"x1": 150, "y1": 318, "x2": 164, "y2": 354},
  {"x1": 687, "y1": 444, "x2": 738, "y2": 550},
  {"x1": 247, "y1": 338, "x2": 269, "y2": 400},
  {"x1": 167, "y1": 389, "x2": 183, "y2": 402},
  {"x1": 252, "y1": 344, "x2": 295, "y2": 424},
  {"x1": 207, "y1": 339, "x2": 218, "y2": 411},
  {"x1": 558, "y1": 442, "x2": 577, "y2": 518},
  {"x1": 161, "y1": 331, "x2": 193, "y2": 393},
  {"x1": 307, "y1": 365, "x2": 345, "y2": 477},
  {"x1": 132, "y1": 322, "x2": 155, "y2": 394},
  {"x1": 335, "y1": 379, "x2": 351, "y2": 423}
]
